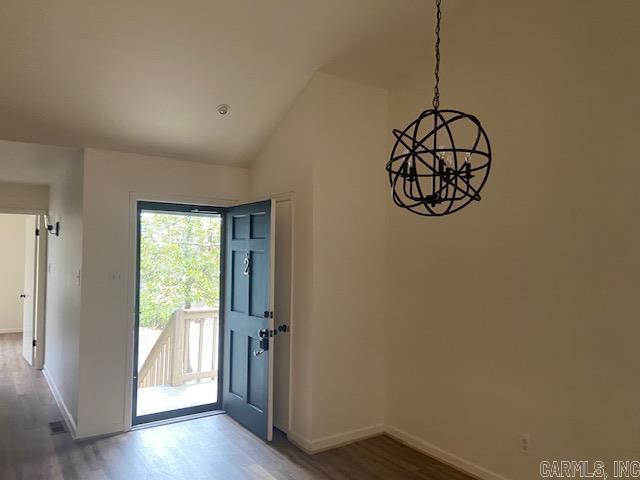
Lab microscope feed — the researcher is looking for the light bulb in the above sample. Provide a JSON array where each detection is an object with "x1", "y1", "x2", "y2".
[{"x1": 445, "y1": 156, "x2": 453, "y2": 168}]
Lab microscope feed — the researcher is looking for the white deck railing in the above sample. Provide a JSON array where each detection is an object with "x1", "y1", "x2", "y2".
[{"x1": 138, "y1": 308, "x2": 219, "y2": 388}]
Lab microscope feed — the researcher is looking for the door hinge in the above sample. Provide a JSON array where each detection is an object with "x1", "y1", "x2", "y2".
[
  {"x1": 32, "y1": 339, "x2": 37, "y2": 347},
  {"x1": 35, "y1": 228, "x2": 40, "y2": 236}
]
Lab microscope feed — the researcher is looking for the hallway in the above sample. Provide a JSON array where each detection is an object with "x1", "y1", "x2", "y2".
[{"x1": 0, "y1": 333, "x2": 472, "y2": 480}]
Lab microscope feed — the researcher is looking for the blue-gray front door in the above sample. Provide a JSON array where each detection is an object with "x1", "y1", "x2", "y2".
[{"x1": 223, "y1": 200, "x2": 274, "y2": 440}]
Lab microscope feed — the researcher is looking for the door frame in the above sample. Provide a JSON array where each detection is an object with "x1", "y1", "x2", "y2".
[
  {"x1": 271, "y1": 195, "x2": 294, "y2": 433},
  {"x1": 131, "y1": 200, "x2": 226, "y2": 425},
  {"x1": 123, "y1": 192, "x2": 295, "y2": 434},
  {"x1": 0, "y1": 208, "x2": 48, "y2": 370}
]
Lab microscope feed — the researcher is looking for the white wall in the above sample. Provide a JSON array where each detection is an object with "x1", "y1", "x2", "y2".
[
  {"x1": 250, "y1": 72, "x2": 387, "y2": 448},
  {"x1": 310, "y1": 74, "x2": 387, "y2": 444},
  {"x1": 0, "y1": 214, "x2": 29, "y2": 334},
  {"x1": 0, "y1": 140, "x2": 78, "y2": 185},
  {"x1": 44, "y1": 153, "x2": 84, "y2": 426},
  {"x1": 76, "y1": 148, "x2": 248, "y2": 438},
  {"x1": 0, "y1": 182, "x2": 49, "y2": 214},
  {"x1": 384, "y1": 1, "x2": 640, "y2": 479}
]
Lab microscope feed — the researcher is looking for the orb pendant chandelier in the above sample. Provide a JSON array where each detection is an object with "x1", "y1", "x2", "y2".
[{"x1": 386, "y1": 0, "x2": 491, "y2": 217}]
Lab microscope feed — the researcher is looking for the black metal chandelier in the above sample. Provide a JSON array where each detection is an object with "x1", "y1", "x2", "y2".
[{"x1": 386, "y1": 0, "x2": 491, "y2": 216}]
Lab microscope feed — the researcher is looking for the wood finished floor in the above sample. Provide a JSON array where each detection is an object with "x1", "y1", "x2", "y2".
[{"x1": 0, "y1": 333, "x2": 474, "y2": 480}]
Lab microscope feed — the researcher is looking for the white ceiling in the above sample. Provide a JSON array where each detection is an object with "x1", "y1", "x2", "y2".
[{"x1": 0, "y1": 0, "x2": 457, "y2": 166}]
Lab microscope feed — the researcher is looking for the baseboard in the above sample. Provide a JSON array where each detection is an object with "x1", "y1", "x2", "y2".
[
  {"x1": 42, "y1": 367, "x2": 78, "y2": 439},
  {"x1": 287, "y1": 430, "x2": 319, "y2": 453},
  {"x1": 288, "y1": 424, "x2": 385, "y2": 454},
  {"x1": 73, "y1": 426, "x2": 125, "y2": 441},
  {"x1": 287, "y1": 423, "x2": 509, "y2": 480},
  {"x1": 0, "y1": 328, "x2": 22, "y2": 334},
  {"x1": 385, "y1": 425, "x2": 510, "y2": 480}
]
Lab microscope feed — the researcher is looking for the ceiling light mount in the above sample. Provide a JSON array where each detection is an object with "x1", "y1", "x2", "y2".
[{"x1": 385, "y1": 0, "x2": 492, "y2": 217}]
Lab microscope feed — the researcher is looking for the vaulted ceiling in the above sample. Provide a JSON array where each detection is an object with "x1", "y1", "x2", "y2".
[{"x1": 0, "y1": 0, "x2": 457, "y2": 166}]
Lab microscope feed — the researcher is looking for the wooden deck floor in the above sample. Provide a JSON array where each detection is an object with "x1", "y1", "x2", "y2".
[
  {"x1": 136, "y1": 380, "x2": 218, "y2": 416},
  {"x1": 0, "y1": 333, "x2": 474, "y2": 480}
]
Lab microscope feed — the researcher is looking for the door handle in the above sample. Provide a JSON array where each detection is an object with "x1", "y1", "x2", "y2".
[{"x1": 253, "y1": 329, "x2": 269, "y2": 356}]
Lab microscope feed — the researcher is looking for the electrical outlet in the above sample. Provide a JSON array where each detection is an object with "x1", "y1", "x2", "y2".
[{"x1": 519, "y1": 433, "x2": 530, "y2": 455}]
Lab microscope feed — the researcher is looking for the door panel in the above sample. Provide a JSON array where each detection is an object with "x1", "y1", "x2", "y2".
[
  {"x1": 22, "y1": 216, "x2": 37, "y2": 365},
  {"x1": 223, "y1": 200, "x2": 274, "y2": 440}
]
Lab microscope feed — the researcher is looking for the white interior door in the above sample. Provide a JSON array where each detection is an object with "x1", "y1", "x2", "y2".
[
  {"x1": 34, "y1": 215, "x2": 48, "y2": 369},
  {"x1": 21, "y1": 216, "x2": 37, "y2": 365}
]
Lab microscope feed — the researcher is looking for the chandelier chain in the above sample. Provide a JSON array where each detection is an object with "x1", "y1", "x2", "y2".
[{"x1": 433, "y1": 0, "x2": 442, "y2": 110}]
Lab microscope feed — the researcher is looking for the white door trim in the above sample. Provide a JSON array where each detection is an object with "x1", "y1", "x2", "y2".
[{"x1": 252, "y1": 192, "x2": 296, "y2": 436}]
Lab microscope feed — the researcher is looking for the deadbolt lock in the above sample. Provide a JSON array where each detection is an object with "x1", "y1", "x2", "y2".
[{"x1": 254, "y1": 329, "x2": 270, "y2": 356}]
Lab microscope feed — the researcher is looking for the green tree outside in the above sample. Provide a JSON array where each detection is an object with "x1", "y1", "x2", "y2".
[{"x1": 139, "y1": 212, "x2": 221, "y2": 329}]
